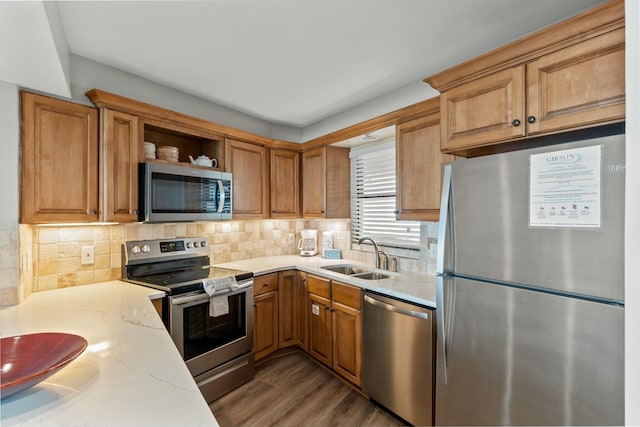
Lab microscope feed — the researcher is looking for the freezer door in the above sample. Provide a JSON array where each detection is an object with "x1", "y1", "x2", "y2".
[
  {"x1": 435, "y1": 276, "x2": 624, "y2": 426},
  {"x1": 450, "y1": 133, "x2": 625, "y2": 301}
]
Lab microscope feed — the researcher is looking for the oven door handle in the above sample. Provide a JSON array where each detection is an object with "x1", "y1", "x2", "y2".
[{"x1": 171, "y1": 280, "x2": 253, "y2": 306}]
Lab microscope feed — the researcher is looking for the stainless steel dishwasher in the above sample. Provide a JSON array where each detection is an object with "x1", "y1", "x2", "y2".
[{"x1": 362, "y1": 291, "x2": 435, "y2": 426}]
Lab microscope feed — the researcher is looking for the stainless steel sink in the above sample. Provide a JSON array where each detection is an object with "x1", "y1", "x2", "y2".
[
  {"x1": 352, "y1": 272, "x2": 390, "y2": 280},
  {"x1": 321, "y1": 264, "x2": 369, "y2": 275}
]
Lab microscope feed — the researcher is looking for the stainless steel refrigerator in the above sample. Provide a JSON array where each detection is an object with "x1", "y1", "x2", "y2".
[{"x1": 435, "y1": 131, "x2": 625, "y2": 426}]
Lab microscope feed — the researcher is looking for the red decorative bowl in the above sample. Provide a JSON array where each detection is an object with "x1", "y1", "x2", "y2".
[{"x1": 1, "y1": 332, "x2": 88, "y2": 399}]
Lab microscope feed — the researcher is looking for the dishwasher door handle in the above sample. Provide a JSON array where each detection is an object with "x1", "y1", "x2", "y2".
[{"x1": 363, "y1": 294, "x2": 429, "y2": 320}]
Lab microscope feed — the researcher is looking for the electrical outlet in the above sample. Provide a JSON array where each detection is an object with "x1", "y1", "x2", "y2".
[
  {"x1": 81, "y1": 246, "x2": 95, "y2": 265},
  {"x1": 288, "y1": 232, "x2": 295, "y2": 244}
]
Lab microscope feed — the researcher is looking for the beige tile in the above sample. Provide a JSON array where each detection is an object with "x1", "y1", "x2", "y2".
[
  {"x1": 186, "y1": 224, "x2": 197, "y2": 236},
  {"x1": 125, "y1": 223, "x2": 140, "y2": 240},
  {"x1": 59, "y1": 227, "x2": 94, "y2": 242},
  {"x1": 110, "y1": 268, "x2": 121, "y2": 280},
  {"x1": 95, "y1": 240, "x2": 110, "y2": 255},
  {"x1": 0, "y1": 287, "x2": 18, "y2": 307},
  {"x1": 58, "y1": 273, "x2": 77, "y2": 288},
  {"x1": 37, "y1": 228, "x2": 59, "y2": 244},
  {"x1": 212, "y1": 233, "x2": 224, "y2": 244},
  {"x1": 36, "y1": 243, "x2": 57, "y2": 261},
  {"x1": 110, "y1": 253, "x2": 122, "y2": 268},
  {"x1": 111, "y1": 241, "x2": 122, "y2": 255},
  {"x1": 77, "y1": 270, "x2": 95, "y2": 286},
  {"x1": 59, "y1": 257, "x2": 80, "y2": 274},
  {"x1": 58, "y1": 242, "x2": 80, "y2": 258},
  {"x1": 36, "y1": 275, "x2": 58, "y2": 292},
  {"x1": 152, "y1": 224, "x2": 164, "y2": 239},
  {"x1": 95, "y1": 226, "x2": 111, "y2": 241},
  {"x1": 138, "y1": 225, "x2": 153, "y2": 240},
  {"x1": 231, "y1": 222, "x2": 240, "y2": 232},
  {"x1": 95, "y1": 254, "x2": 110, "y2": 269},
  {"x1": 164, "y1": 224, "x2": 176, "y2": 238},
  {"x1": 110, "y1": 225, "x2": 125, "y2": 241},
  {"x1": 95, "y1": 268, "x2": 111, "y2": 283},
  {"x1": 196, "y1": 223, "x2": 205, "y2": 236},
  {"x1": 221, "y1": 223, "x2": 231, "y2": 233},
  {"x1": 175, "y1": 224, "x2": 187, "y2": 237},
  {"x1": 37, "y1": 260, "x2": 58, "y2": 276}
]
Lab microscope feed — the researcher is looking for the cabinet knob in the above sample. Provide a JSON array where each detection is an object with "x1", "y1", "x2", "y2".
[
  {"x1": 527, "y1": 116, "x2": 537, "y2": 124},
  {"x1": 394, "y1": 209, "x2": 399, "y2": 215},
  {"x1": 90, "y1": 210, "x2": 98, "y2": 215},
  {"x1": 512, "y1": 119, "x2": 521, "y2": 127}
]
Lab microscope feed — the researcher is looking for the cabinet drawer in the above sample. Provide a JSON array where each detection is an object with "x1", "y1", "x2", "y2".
[
  {"x1": 332, "y1": 281, "x2": 361, "y2": 310},
  {"x1": 307, "y1": 275, "x2": 331, "y2": 299},
  {"x1": 254, "y1": 272, "x2": 278, "y2": 296}
]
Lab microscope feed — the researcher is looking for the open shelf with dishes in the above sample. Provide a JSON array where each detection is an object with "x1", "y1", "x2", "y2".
[{"x1": 142, "y1": 119, "x2": 225, "y2": 170}]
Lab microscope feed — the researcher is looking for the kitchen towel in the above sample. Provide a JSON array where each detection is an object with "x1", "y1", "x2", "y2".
[
  {"x1": 210, "y1": 295, "x2": 229, "y2": 317},
  {"x1": 203, "y1": 276, "x2": 238, "y2": 317}
]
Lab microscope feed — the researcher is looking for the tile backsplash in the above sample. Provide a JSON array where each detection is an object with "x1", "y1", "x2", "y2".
[{"x1": 14, "y1": 218, "x2": 438, "y2": 299}]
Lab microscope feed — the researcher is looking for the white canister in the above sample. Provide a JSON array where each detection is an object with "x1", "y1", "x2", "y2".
[{"x1": 322, "y1": 231, "x2": 334, "y2": 249}]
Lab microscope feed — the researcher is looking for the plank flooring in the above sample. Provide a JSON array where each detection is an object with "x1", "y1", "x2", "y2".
[{"x1": 210, "y1": 352, "x2": 407, "y2": 427}]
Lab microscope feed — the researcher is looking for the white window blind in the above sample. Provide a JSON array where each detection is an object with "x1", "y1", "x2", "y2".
[{"x1": 351, "y1": 143, "x2": 420, "y2": 250}]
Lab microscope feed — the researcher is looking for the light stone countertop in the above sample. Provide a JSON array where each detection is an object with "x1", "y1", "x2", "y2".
[
  {"x1": 0, "y1": 281, "x2": 218, "y2": 427},
  {"x1": 214, "y1": 255, "x2": 437, "y2": 308}
]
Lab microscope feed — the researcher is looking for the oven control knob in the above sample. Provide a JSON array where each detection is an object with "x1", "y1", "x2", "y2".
[
  {"x1": 186, "y1": 242, "x2": 193, "y2": 248},
  {"x1": 194, "y1": 241, "x2": 200, "y2": 248},
  {"x1": 141, "y1": 244, "x2": 151, "y2": 253},
  {"x1": 131, "y1": 246, "x2": 141, "y2": 254},
  {"x1": 200, "y1": 240, "x2": 207, "y2": 248}
]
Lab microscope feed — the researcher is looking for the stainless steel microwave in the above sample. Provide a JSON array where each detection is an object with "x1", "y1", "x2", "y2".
[{"x1": 139, "y1": 162, "x2": 232, "y2": 222}]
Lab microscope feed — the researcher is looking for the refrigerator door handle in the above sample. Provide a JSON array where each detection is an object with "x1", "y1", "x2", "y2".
[
  {"x1": 437, "y1": 163, "x2": 453, "y2": 274},
  {"x1": 436, "y1": 275, "x2": 456, "y2": 385}
]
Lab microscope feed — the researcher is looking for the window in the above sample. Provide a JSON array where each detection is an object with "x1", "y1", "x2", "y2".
[{"x1": 350, "y1": 141, "x2": 420, "y2": 250}]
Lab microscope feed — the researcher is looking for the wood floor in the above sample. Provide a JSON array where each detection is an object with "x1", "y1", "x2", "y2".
[{"x1": 210, "y1": 352, "x2": 407, "y2": 427}]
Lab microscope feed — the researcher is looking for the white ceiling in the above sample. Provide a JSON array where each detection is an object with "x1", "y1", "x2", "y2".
[{"x1": 12, "y1": 1, "x2": 610, "y2": 129}]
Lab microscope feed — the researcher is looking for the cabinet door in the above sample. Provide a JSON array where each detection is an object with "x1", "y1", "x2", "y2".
[
  {"x1": 302, "y1": 147, "x2": 326, "y2": 218},
  {"x1": 102, "y1": 109, "x2": 140, "y2": 222},
  {"x1": 226, "y1": 138, "x2": 269, "y2": 219},
  {"x1": 526, "y1": 28, "x2": 625, "y2": 136},
  {"x1": 270, "y1": 149, "x2": 300, "y2": 218},
  {"x1": 21, "y1": 91, "x2": 99, "y2": 223},
  {"x1": 440, "y1": 66, "x2": 525, "y2": 152},
  {"x1": 396, "y1": 113, "x2": 454, "y2": 221},
  {"x1": 332, "y1": 301, "x2": 362, "y2": 386},
  {"x1": 308, "y1": 293, "x2": 332, "y2": 367},
  {"x1": 254, "y1": 290, "x2": 278, "y2": 361},
  {"x1": 295, "y1": 271, "x2": 308, "y2": 352},
  {"x1": 278, "y1": 270, "x2": 297, "y2": 348}
]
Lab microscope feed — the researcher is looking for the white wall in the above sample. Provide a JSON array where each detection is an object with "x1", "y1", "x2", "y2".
[
  {"x1": 302, "y1": 79, "x2": 439, "y2": 141},
  {"x1": 68, "y1": 54, "x2": 300, "y2": 142},
  {"x1": 625, "y1": 0, "x2": 639, "y2": 424},
  {"x1": 0, "y1": 80, "x2": 19, "y2": 224}
]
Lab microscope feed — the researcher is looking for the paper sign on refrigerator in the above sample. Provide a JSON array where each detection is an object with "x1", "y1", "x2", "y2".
[{"x1": 529, "y1": 145, "x2": 602, "y2": 228}]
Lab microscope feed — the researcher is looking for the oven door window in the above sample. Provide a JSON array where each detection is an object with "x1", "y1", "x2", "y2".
[{"x1": 182, "y1": 293, "x2": 246, "y2": 360}]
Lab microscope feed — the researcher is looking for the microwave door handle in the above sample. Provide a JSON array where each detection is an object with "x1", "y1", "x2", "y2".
[{"x1": 217, "y1": 179, "x2": 225, "y2": 213}]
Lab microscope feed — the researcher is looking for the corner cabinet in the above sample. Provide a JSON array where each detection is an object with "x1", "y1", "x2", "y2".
[
  {"x1": 427, "y1": 0, "x2": 625, "y2": 155},
  {"x1": 270, "y1": 149, "x2": 300, "y2": 218},
  {"x1": 302, "y1": 146, "x2": 350, "y2": 218},
  {"x1": 396, "y1": 108, "x2": 454, "y2": 221},
  {"x1": 21, "y1": 92, "x2": 100, "y2": 223},
  {"x1": 226, "y1": 138, "x2": 269, "y2": 219}
]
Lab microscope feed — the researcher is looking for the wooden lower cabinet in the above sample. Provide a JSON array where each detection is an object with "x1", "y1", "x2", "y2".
[
  {"x1": 331, "y1": 281, "x2": 362, "y2": 387},
  {"x1": 308, "y1": 292, "x2": 333, "y2": 368},
  {"x1": 254, "y1": 273, "x2": 279, "y2": 361}
]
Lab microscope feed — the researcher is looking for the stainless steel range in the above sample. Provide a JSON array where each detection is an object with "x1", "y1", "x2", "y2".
[{"x1": 122, "y1": 237, "x2": 254, "y2": 403}]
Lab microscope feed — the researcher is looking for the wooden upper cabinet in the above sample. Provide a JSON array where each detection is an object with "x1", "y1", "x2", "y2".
[
  {"x1": 21, "y1": 92, "x2": 99, "y2": 223},
  {"x1": 440, "y1": 66, "x2": 526, "y2": 152},
  {"x1": 526, "y1": 28, "x2": 625, "y2": 136},
  {"x1": 302, "y1": 146, "x2": 350, "y2": 218},
  {"x1": 396, "y1": 111, "x2": 454, "y2": 221},
  {"x1": 427, "y1": 0, "x2": 625, "y2": 155},
  {"x1": 225, "y1": 138, "x2": 269, "y2": 219},
  {"x1": 270, "y1": 149, "x2": 300, "y2": 218},
  {"x1": 101, "y1": 109, "x2": 141, "y2": 222}
]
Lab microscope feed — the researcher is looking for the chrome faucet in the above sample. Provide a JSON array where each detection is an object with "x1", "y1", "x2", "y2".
[{"x1": 357, "y1": 236, "x2": 381, "y2": 269}]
